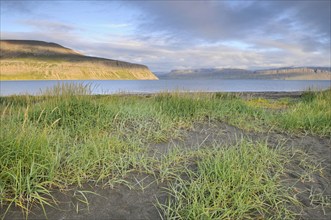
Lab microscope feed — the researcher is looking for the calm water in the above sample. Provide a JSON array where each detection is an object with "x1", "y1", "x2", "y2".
[{"x1": 0, "y1": 80, "x2": 330, "y2": 96}]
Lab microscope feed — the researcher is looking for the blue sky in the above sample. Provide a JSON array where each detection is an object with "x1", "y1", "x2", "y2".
[{"x1": 1, "y1": 0, "x2": 330, "y2": 72}]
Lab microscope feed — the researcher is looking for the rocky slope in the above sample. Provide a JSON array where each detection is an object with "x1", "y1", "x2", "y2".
[
  {"x1": 0, "y1": 40, "x2": 158, "y2": 80},
  {"x1": 164, "y1": 67, "x2": 331, "y2": 80}
]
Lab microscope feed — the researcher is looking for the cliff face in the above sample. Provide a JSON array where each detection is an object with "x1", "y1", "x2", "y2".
[
  {"x1": 0, "y1": 40, "x2": 158, "y2": 80},
  {"x1": 253, "y1": 67, "x2": 331, "y2": 80},
  {"x1": 255, "y1": 67, "x2": 331, "y2": 74},
  {"x1": 165, "y1": 67, "x2": 331, "y2": 80}
]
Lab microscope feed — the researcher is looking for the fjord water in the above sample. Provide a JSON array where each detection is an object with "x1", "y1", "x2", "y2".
[{"x1": 0, "y1": 80, "x2": 330, "y2": 96}]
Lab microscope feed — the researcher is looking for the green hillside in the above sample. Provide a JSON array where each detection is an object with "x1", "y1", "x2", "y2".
[{"x1": 0, "y1": 40, "x2": 158, "y2": 80}]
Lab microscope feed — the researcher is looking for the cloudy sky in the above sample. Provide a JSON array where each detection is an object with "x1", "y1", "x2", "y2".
[{"x1": 1, "y1": 0, "x2": 330, "y2": 72}]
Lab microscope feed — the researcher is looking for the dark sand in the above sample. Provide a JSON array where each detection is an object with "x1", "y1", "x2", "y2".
[{"x1": 2, "y1": 92, "x2": 331, "y2": 220}]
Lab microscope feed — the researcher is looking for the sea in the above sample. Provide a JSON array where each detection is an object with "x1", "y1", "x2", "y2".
[{"x1": 0, "y1": 80, "x2": 330, "y2": 96}]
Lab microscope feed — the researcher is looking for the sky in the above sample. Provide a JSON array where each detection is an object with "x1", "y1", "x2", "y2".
[{"x1": 1, "y1": 0, "x2": 330, "y2": 72}]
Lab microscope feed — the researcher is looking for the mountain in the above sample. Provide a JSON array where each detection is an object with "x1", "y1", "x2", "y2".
[
  {"x1": 168, "y1": 68, "x2": 253, "y2": 79},
  {"x1": 165, "y1": 67, "x2": 331, "y2": 80},
  {"x1": 0, "y1": 40, "x2": 158, "y2": 80},
  {"x1": 254, "y1": 67, "x2": 331, "y2": 80}
]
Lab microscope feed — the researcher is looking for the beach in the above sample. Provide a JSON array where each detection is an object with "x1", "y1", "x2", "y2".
[{"x1": 1, "y1": 89, "x2": 330, "y2": 219}]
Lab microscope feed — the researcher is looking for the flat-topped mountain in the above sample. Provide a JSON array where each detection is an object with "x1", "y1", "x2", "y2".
[
  {"x1": 0, "y1": 40, "x2": 158, "y2": 80},
  {"x1": 163, "y1": 67, "x2": 331, "y2": 80}
]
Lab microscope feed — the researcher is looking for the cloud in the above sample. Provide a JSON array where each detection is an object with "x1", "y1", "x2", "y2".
[
  {"x1": 1, "y1": 17, "x2": 83, "y2": 51},
  {"x1": 0, "y1": 1, "x2": 37, "y2": 14},
  {"x1": 19, "y1": 20, "x2": 76, "y2": 32},
  {"x1": 126, "y1": 1, "x2": 330, "y2": 52},
  {"x1": 269, "y1": 1, "x2": 330, "y2": 38},
  {"x1": 125, "y1": 1, "x2": 273, "y2": 40}
]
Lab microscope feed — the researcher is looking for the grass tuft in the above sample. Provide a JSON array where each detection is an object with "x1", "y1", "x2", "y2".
[{"x1": 158, "y1": 140, "x2": 297, "y2": 219}]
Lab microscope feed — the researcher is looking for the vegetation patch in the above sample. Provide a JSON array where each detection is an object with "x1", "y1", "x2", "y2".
[
  {"x1": 158, "y1": 141, "x2": 297, "y2": 219},
  {"x1": 0, "y1": 84, "x2": 330, "y2": 219}
]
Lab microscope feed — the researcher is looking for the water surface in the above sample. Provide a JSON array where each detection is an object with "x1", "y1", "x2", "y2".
[{"x1": 1, "y1": 80, "x2": 330, "y2": 96}]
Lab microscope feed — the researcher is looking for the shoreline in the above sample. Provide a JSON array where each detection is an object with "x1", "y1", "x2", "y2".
[{"x1": 0, "y1": 90, "x2": 312, "y2": 98}]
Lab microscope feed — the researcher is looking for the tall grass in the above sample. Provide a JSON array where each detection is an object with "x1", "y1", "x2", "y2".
[
  {"x1": 158, "y1": 140, "x2": 297, "y2": 219},
  {"x1": 276, "y1": 90, "x2": 331, "y2": 135},
  {"x1": 0, "y1": 84, "x2": 330, "y2": 218},
  {"x1": 0, "y1": 120, "x2": 57, "y2": 216}
]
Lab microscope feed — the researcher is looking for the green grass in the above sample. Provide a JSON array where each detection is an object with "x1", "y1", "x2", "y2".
[
  {"x1": 0, "y1": 84, "x2": 330, "y2": 218},
  {"x1": 276, "y1": 91, "x2": 331, "y2": 135},
  {"x1": 158, "y1": 140, "x2": 297, "y2": 219}
]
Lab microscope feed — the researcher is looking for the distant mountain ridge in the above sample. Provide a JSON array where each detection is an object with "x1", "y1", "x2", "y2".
[
  {"x1": 163, "y1": 67, "x2": 331, "y2": 80},
  {"x1": 0, "y1": 40, "x2": 158, "y2": 80},
  {"x1": 255, "y1": 67, "x2": 331, "y2": 74}
]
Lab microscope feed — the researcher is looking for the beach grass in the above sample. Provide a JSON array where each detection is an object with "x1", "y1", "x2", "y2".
[
  {"x1": 0, "y1": 84, "x2": 330, "y2": 218},
  {"x1": 157, "y1": 140, "x2": 297, "y2": 219}
]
